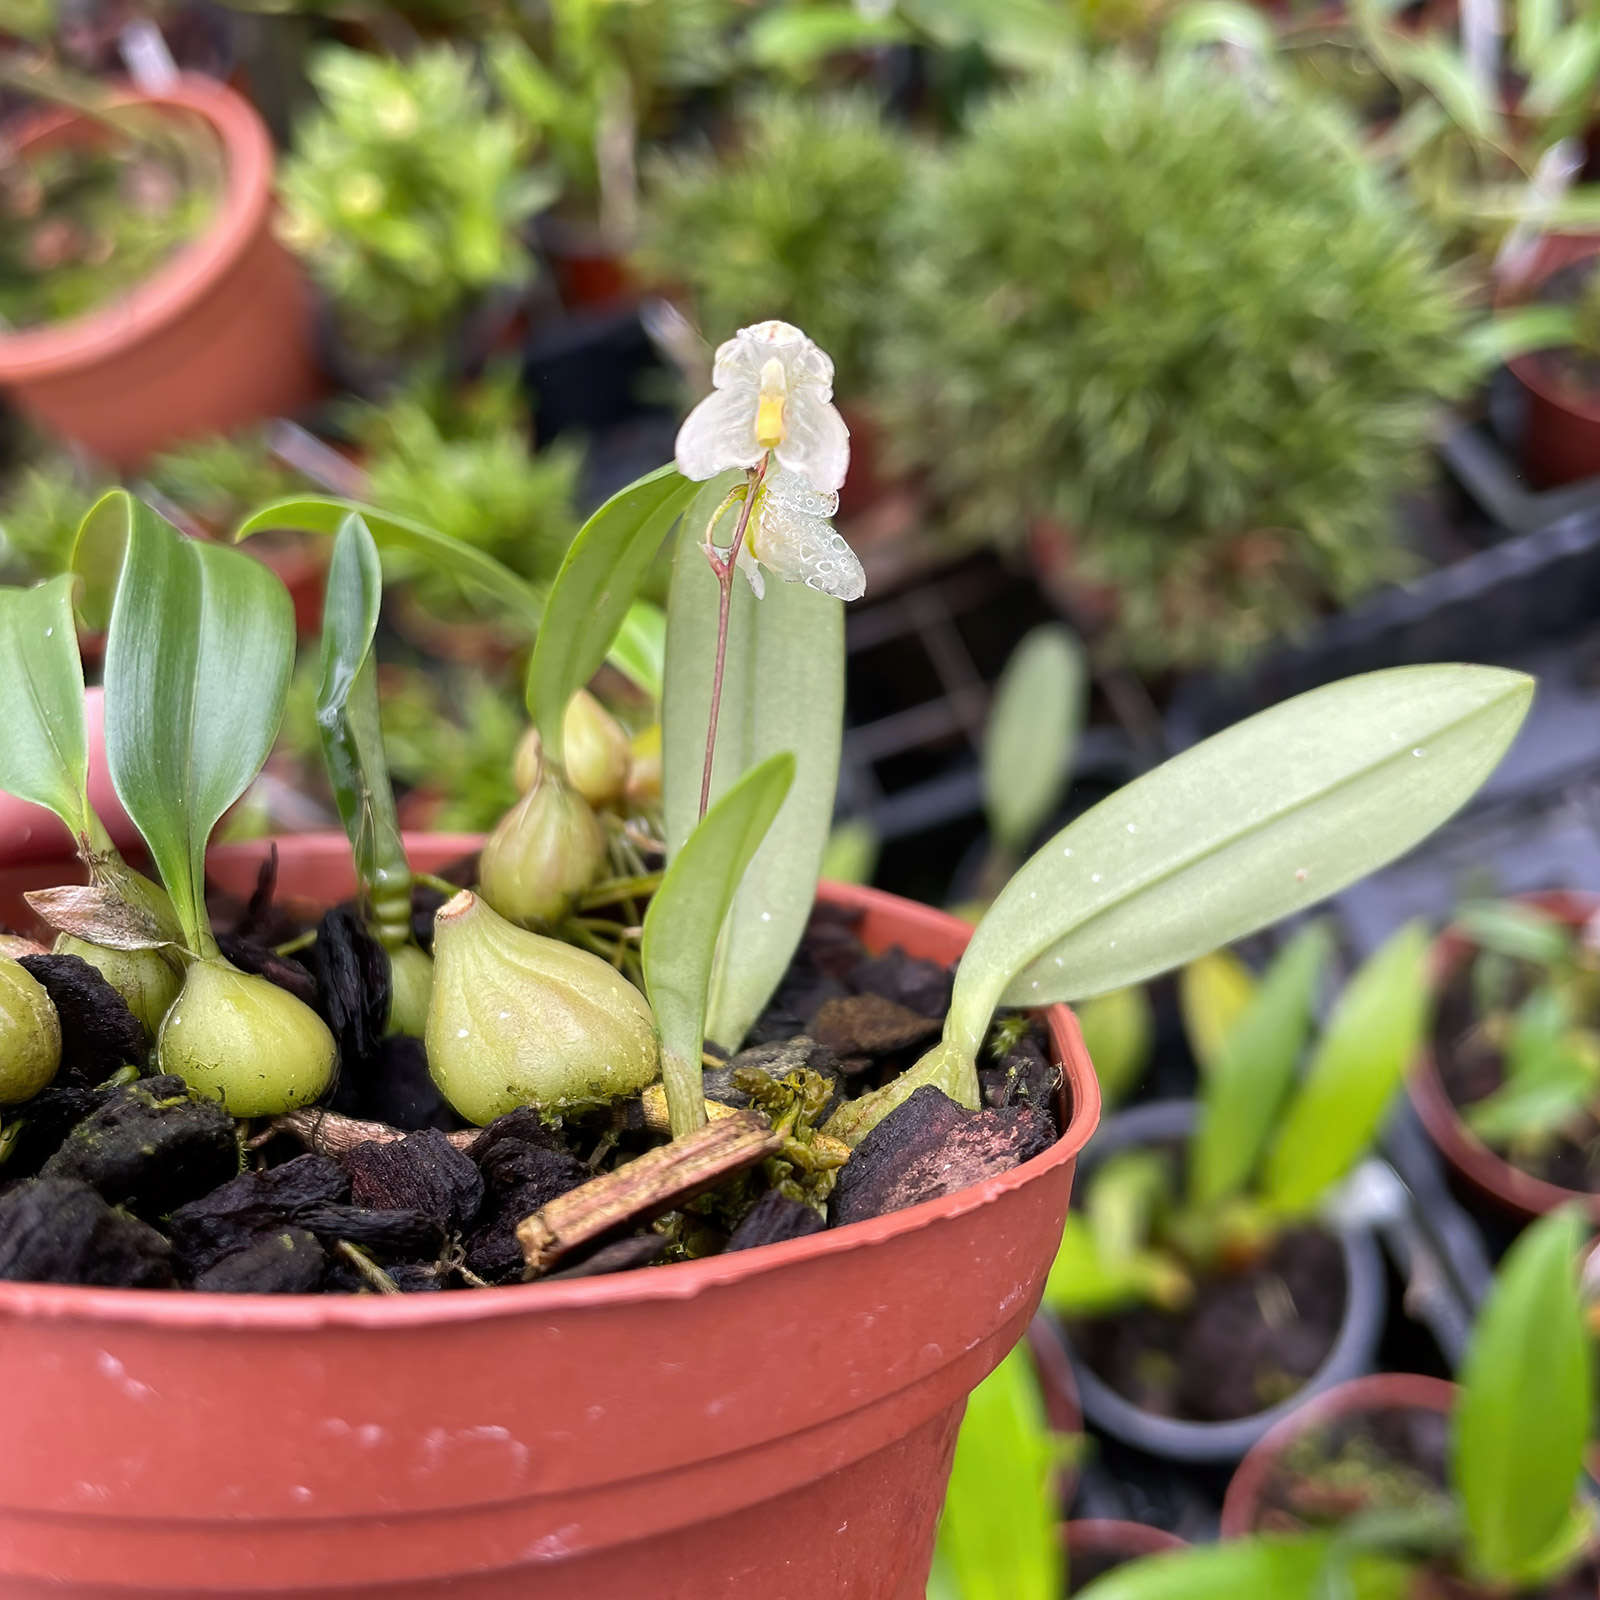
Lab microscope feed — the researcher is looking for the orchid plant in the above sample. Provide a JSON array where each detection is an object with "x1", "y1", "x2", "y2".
[{"x1": 0, "y1": 324, "x2": 1537, "y2": 1279}]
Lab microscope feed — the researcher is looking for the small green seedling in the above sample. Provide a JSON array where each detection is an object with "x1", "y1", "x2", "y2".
[
  {"x1": 1045, "y1": 920, "x2": 1433, "y2": 1316},
  {"x1": 1075, "y1": 1208, "x2": 1595, "y2": 1598}
]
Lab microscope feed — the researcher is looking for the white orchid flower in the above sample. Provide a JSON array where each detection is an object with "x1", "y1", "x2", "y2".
[
  {"x1": 675, "y1": 320, "x2": 864, "y2": 603},
  {"x1": 676, "y1": 321, "x2": 851, "y2": 493}
]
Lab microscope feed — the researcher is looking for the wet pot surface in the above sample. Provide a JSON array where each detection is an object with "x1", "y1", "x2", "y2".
[{"x1": 0, "y1": 835, "x2": 1101, "y2": 1599}]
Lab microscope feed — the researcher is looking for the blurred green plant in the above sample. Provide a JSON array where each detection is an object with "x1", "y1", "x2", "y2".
[
  {"x1": 637, "y1": 93, "x2": 911, "y2": 390},
  {"x1": 1046, "y1": 921, "x2": 1431, "y2": 1317},
  {"x1": 878, "y1": 56, "x2": 1476, "y2": 673},
  {"x1": 0, "y1": 446, "x2": 101, "y2": 583},
  {"x1": 144, "y1": 429, "x2": 302, "y2": 534},
  {"x1": 277, "y1": 43, "x2": 553, "y2": 357},
  {"x1": 926, "y1": 1343, "x2": 1074, "y2": 1600},
  {"x1": 352, "y1": 370, "x2": 582, "y2": 604},
  {"x1": 1078, "y1": 1209, "x2": 1594, "y2": 1597}
]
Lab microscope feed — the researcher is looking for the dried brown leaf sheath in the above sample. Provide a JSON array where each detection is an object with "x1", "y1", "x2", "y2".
[{"x1": 518, "y1": 1111, "x2": 782, "y2": 1277}]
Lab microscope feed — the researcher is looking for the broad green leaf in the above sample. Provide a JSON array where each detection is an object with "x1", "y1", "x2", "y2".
[
  {"x1": 1192, "y1": 923, "x2": 1332, "y2": 1207},
  {"x1": 102, "y1": 493, "x2": 295, "y2": 955},
  {"x1": 1454, "y1": 1209, "x2": 1591, "y2": 1586},
  {"x1": 1464, "y1": 990, "x2": 1600, "y2": 1144},
  {"x1": 1523, "y1": 21, "x2": 1600, "y2": 121},
  {"x1": 1261, "y1": 923, "x2": 1430, "y2": 1215},
  {"x1": 983, "y1": 623, "x2": 1085, "y2": 856},
  {"x1": 1179, "y1": 948, "x2": 1258, "y2": 1075},
  {"x1": 932, "y1": 1346, "x2": 1063, "y2": 1600},
  {"x1": 1087, "y1": 1149, "x2": 1170, "y2": 1264},
  {"x1": 1074, "y1": 1536, "x2": 1412, "y2": 1600},
  {"x1": 235, "y1": 496, "x2": 545, "y2": 631},
  {"x1": 607, "y1": 600, "x2": 668, "y2": 701},
  {"x1": 316, "y1": 515, "x2": 410, "y2": 942},
  {"x1": 1392, "y1": 35, "x2": 1505, "y2": 143},
  {"x1": 821, "y1": 817, "x2": 880, "y2": 885},
  {"x1": 1163, "y1": 0, "x2": 1277, "y2": 58},
  {"x1": 1516, "y1": 0, "x2": 1561, "y2": 74},
  {"x1": 943, "y1": 666, "x2": 1531, "y2": 1062},
  {"x1": 663, "y1": 480, "x2": 845, "y2": 1052},
  {"x1": 747, "y1": 3, "x2": 908, "y2": 72},
  {"x1": 526, "y1": 466, "x2": 697, "y2": 763},
  {"x1": 1073, "y1": 985, "x2": 1153, "y2": 1109},
  {"x1": 0, "y1": 576, "x2": 94, "y2": 841},
  {"x1": 642, "y1": 752, "x2": 795, "y2": 1138}
]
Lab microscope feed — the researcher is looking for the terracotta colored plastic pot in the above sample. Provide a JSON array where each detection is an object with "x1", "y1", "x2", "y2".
[
  {"x1": 0, "y1": 832, "x2": 1101, "y2": 1599},
  {"x1": 1060, "y1": 1100, "x2": 1387, "y2": 1465},
  {"x1": 0, "y1": 688, "x2": 141, "y2": 867},
  {"x1": 1220, "y1": 1372, "x2": 1456, "y2": 1538},
  {"x1": 1409, "y1": 890, "x2": 1600, "y2": 1222},
  {"x1": 1063, "y1": 1520, "x2": 1186, "y2": 1589},
  {"x1": 0, "y1": 77, "x2": 318, "y2": 469},
  {"x1": 1502, "y1": 235, "x2": 1600, "y2": 490}
]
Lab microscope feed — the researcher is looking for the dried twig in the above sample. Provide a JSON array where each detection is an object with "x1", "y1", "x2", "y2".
[{"x1": 252, "y1": 1107, "x2": 476, "y2": 1156}]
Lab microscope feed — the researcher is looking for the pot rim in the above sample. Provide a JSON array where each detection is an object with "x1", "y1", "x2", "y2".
[
  {"x1": 1219, "y1": 1371, "x2": 1457, "y2": 1538},
  {"x1": 1407, "y1": 889, "x2": 1600, "y2": 1221},
  {"x1": 0, "y1": 75, "x2": 273, "y2": 382},
  {"x1": 1501, "y1": 233, "x2": 1600, "y2": 421},
  {"x1": 0, "y1": 871, "x2": 1100, "y2": 1330},
  {"x1": 1061, "y1": 1518, "x2": 1188, "y2": 1559},
  {"x1": 1060, "y1": 1099, "x2": 1386, "y2": 1463}
]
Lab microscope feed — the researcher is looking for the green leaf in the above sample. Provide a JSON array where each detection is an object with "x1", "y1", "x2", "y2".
[
  {"x1": 662, "y1": 480, "x2": 845, "y2": 1053},
  {"x1": 1523, "y1": 21, "x2": 1600, "y2": 122},
  {"x1": 1042, "y1": 1212, "x2": 1190, "y2": 1317},
  {"x1": 942, "y1": 665, "x2": 1531, "y2": 1063},
  {"x1": 102, "y1": 492, "x2": 295, "y2": 955},
  {"x1": 1454, "y1": 1208, "x2": 1591, "y2": 1586},
  {"x1": 235, "y1": 495, "x2": 545, "y2": 631},
  {"x1": 0, "y1": 576, "x2": 93, "y2": 842},
  {"x1": 1073, "y1": 985, "x2": 1153, "y2": 1109},
  {"x1": 1073, "y1": 1535, "x2": 1412, "y2": 1600},
  {"x1": 1391, "y1": 35, "x2": 1505, "y2": 143},
  {"x1": 642, "y1": 752, "x2": 796, "y2": 1138},
  {"x1": 526, "y1": 466, "x2": 697, "y2": 764},
  {"x1": 1179, "y1": 948, "x2": 1258, "y2": 1075},
  {"x1": 932, "y1": 1345, "x2": 1063, "y2": 1600},
  {"x1": 1192, "y1": 923, "x2": 1332, "y2": 1207},
  {"x1": 71, "y1": 493, "x2": 132, "y2": 634},
  {"x1": 746, "y1": 4, "x2": 909, "y2": 74},
  {"x1": 1261, "y1": 922, "x2": 1431, "y2": 1215},
  {"x1": 821, "y1": 817, "x2": 881, "y2": 886},
  {"x1": 983, "y1": 623, "x2": 1085, "y2": 856},
  {"x1": 1464, "y1": 990, "x2": 1600, "y2": 1144},
  {"x1": 1453, "y1": 900, "x2": 1573, "y2": 966},
  {"x1": 316, "y1": 515, "x2": 410, "y2": 945},
  {"x1": 607, "y1": 600, "x2": 668, "y2": 701}
]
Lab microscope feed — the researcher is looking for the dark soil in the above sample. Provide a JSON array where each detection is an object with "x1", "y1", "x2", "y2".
[
  {"x1": 1068, "y1": 1227, "x2": 1347, "y2": 1423},
  {"x1": 0, "y1": 890, "x2": 1067, "y2": 1294},
  {"x1": 1434, "y1": 965, "x2": 1600, "y2": 1193},
  {"x1": 1251, "y1": 1406, "x2": 1599, "y2": 1600}
]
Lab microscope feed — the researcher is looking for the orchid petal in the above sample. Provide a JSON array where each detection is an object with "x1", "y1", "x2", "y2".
[
  {"x1": 776, "y1": 386, "x2": 850, "y2": 495},
  {"x1": 752, "y1": 488, "x2": 865, "y2": 603},
  {"x1": 675, "y1": 385, "x2": 763, "y2": 481}
]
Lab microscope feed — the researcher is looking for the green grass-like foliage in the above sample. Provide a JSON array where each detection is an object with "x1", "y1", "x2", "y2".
[
  {"x1": 277, "y1": 44, "x2": 550, "y2": 357},
  {"x1": 878, "y1": 57, "x2": 1475, "y2": 672},
  {"x1": 638, "y1": 94, "x2": 911, "y2": 392}
]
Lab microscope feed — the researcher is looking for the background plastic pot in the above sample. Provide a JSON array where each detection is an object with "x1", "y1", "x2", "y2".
[
  {"x1": 1409, "y1": 890, "x2": 1600, "y2": 1222},
  {"x1": 1219, "y1": 1372, "x2": 1456, "y2": 1537},
  {"x1": 0, "y1": 76, "x2": 318, "y2": 469},
  {"x1": 1056, "y1": 1100, "x2": 1387, "y2": 1464},
  {"x1": 0, "y1": 832, "x2": 1101, "y2": 1599},
  {"x1": 1063, "y1": 1519, "x2": 1187, "y2": 1588},
  {"x1": 1502, "y1": 234, "x2": 1600, "y2": 490}
]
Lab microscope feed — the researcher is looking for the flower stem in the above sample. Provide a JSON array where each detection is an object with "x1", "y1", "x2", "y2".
[{"x1": 700, "y1": 459, "x2": 768, "y2": 821}]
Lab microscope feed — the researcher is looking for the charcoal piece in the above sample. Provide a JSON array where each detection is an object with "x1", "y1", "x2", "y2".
[
  {"x1": 745, "y1": 976, "x2": 851, "y2": 1048},
  {"x1": 468, "y1": 1108, "x2": 586, "y2": 1196},
  {"x1": 169, "y1": 1153, "x2": 351, "y2": 1274},
  {"x1": 803, "y1": 903, "x2": 867, "y2": 978},
  {"x1": 0, "y1": 1083, "x2": 104, "y2": 1176},
  {"x1": 809, "y1": 993, "x2": 942, "y2": 1059},
  {"x1": 342, "y1": 1128, "x2": 484, "y2": 1230},
  {"x1": 193, "y1": 1228, "x2": 326, "y2": 1294},
  {"x1": 17, "y1": 953, "x2": 145, "y2": 1087},
  {"x1": 294, "y1": 1203, "x2": 444, "y2": 1261},
  {"x1": 0, "y1": 1177, "x2": 173, "y2": 1287},
  {"x1": 725, "y1": 1190, "x2": 826, "y2": 1253},
  {"x1": 831, "y1": 1086, "x2": 1055, "y2": 1228},
  {"x1": 466, "y1": 1174, "x2": 590, "y2": 1283},
  {"x1": 411, "y1": 882, "x2": 450, "y2": 954},
  {"x1": 700, "y1": 1067, "x2": 753, "y2": 1108},
  {"x1": 387, "y1": 1261, "x2": 445, "y2": 1292},
  {"x1": 544, "y1": 1234, "x2": 667, "y2": 1280},
  {"x1": 43, "y1": 1077, "x2": 238, "y2": 1218},
  {"x1": 851, "y1": 948, "x2": 953, "y2": 1020},
  {"x1": 213, "y1": 936, "x2": 319, "y2": 1007},
  {"x1": 332, "y1": 1033, "x2": 457, "y2": 1131},
  {"x1": 304, "y1": 908, "x2": 390, "y2": 1069},
  {"x1": 978, "y1": 1028, "x2": 1061, "y2": 1125}
]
